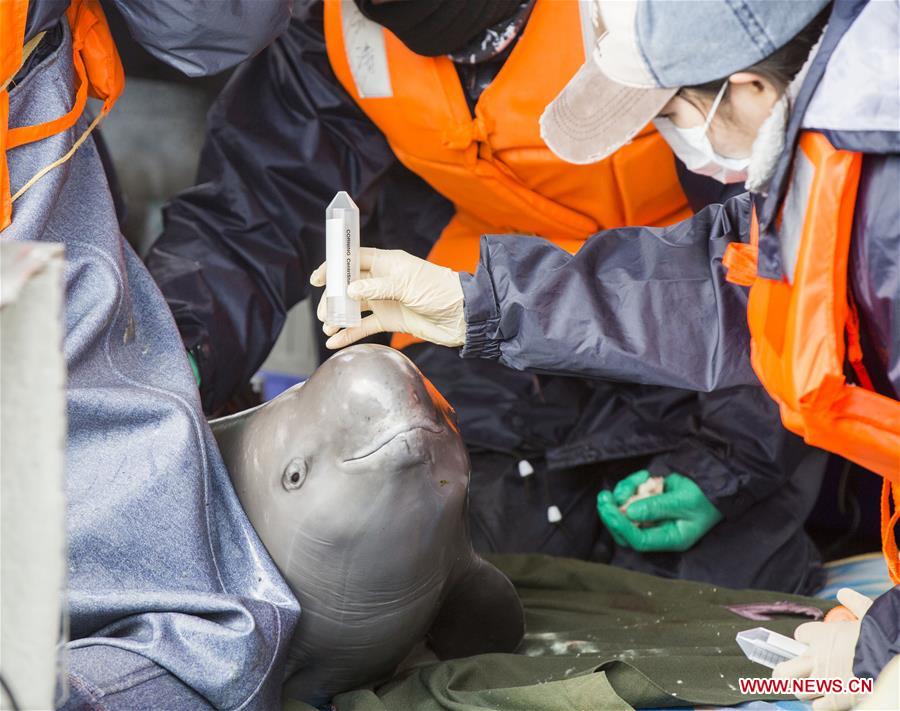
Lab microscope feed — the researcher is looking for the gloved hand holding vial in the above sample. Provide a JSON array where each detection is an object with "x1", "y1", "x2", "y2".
[
  {"x1": 324, "y1": 191, "x2": 361, "y2": 328},
  {"x1": 311, "y1": 202, "x2": 465, "y2": 349}
]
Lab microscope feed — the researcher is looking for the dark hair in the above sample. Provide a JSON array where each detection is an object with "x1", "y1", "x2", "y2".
[{"x1": 683, "y1": 6, "x2": 830, "y2": 103}]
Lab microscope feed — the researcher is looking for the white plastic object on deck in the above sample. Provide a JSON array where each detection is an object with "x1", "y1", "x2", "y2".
[
  {"x1": 547, "y1": 505, "x2": 562, "y2": 524},
  {"x1": 736, "y1": 627, "x2": 808, "y2": 669},
  {"x1": 325, "y1": 191, "x2": 362, "y2": 328}
]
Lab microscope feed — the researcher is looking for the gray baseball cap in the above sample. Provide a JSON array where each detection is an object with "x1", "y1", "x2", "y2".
[{"x1": 541, "y1": 0, "x2": 831, "y2": 165}]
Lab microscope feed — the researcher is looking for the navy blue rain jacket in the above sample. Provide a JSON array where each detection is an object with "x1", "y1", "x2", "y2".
[
  {"x1": 457, "y1": 0, "x2": 899, "y2": 679},
  {"x1": 26, "y1": 0, "x2": 291, "y2": 76},
  {"x1": 144, "y1": 1, "x2": 827, "y2": 596}
]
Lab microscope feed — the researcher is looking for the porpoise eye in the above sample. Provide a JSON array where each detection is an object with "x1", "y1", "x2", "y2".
[{"x1": 282, "y1": 458, "x2": 308, "y2": 491}]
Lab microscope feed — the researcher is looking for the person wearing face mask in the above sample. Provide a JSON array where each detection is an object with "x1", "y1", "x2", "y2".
[
  {"x1": 314, "y1": 0, "x2": 900, "y2": 703},
  {"x1": 148, "y1": 0, "x2": 827, "y2": 595},
  {"x1": 653, "y1": 82, "x2": 755, "y2": 186}
]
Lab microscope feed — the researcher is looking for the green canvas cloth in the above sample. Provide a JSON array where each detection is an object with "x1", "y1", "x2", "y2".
[{"x1": 285, "y1": 554, "x2": 835, "y2": 711}]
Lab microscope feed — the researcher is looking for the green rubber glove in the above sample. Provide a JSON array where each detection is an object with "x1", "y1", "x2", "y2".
[{"x1": 596, "y1": 470, "x2": 722, "y2": 552}]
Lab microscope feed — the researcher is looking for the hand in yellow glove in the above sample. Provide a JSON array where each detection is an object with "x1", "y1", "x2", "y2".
[
  {"x1": 771, "y1": 588, "x2": 873, "y2": 711},
  {"x1": 310, "y1": 248, "x2": 465, "y2": 350}
]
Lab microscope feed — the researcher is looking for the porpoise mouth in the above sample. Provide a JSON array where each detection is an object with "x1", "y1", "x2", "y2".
[{"x1": 343, "y1": 423, "x2": 444, "y2": 463}]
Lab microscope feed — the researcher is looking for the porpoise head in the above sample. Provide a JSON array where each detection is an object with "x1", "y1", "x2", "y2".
[{"x1": 211, "y1": 345, "x2": 522, "y2": 705}]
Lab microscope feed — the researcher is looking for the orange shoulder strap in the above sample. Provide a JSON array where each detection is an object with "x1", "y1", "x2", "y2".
[
  {"x1": 0, "y1": 0, "x2": 30, "y2": 228},
  {"x1": 882, "y1": 480, "x2": 900, "y2": 583},
  {"x1": 722, "y1": 209, "x2": 760, "y2": 287},
  {"x1": 1, "y1": 0, "x2": 123, "y2": 229},
  {"x1": 723, "y1": 133, "x2": 900, "y2": 582}
]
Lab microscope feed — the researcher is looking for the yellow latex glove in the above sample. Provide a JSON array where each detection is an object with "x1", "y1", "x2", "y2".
[
  {"x1": 310, "y1": 248, "x2": 465, "y2": 349},
  {"x1": 771, "y1": 588, "x2": 873, "y2": 711}
]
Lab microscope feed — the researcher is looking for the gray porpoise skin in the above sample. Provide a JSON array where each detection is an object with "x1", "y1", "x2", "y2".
[{"x1": 211, "y1": 345, "x2": 524, "y2": 705}]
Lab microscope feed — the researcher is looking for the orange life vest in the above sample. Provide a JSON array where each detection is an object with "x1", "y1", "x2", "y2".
[
  {"x1": 724, "y1": 132, "x2": 900, "y2": 582},
  {"x1": 1, "y1": 0, "x2": 124, "y2": 230},
  {"x1": 324, "y1": 0, "x2": 691, "y2": 349}
]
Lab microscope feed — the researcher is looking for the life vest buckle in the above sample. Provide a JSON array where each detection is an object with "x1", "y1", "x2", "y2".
[{"x1": 442, "y1": 115, "x2": 493, "y2": 153}]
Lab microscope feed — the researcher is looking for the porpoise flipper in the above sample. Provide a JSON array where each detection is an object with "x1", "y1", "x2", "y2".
[{"x1": 427, "y1": 556, "x2": 525, "y2": 659}]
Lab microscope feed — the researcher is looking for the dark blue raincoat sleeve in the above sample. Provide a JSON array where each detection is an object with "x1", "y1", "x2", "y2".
[
  {"x1": 458, "y1": 194, "x2": 819, "y2": 521},
  {"x1": 59, "y1": 647, "x2": 214, "y2": 710},
  {"x1": 460, "y1": 193, "x2": 757, "y2": 392},
  {"x1": 144, "y1": 3, "x2": 402, "y2": 413},
  {"x1": 848, "y1": 154, "x2": 900, "y2": 398},
  {"x1": 25, "y1": 2, "x2": 290, "y2": 79},
  {"x1": 853, "y1": 586, "x2": 900, "y2": 680},
  {"x1": 106, "y1": 0, "x2": 292, "y2": 76}
]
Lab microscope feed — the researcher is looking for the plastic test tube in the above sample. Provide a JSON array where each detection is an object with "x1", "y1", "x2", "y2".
[{"x1": 325, "y1": 191, "x2": 361, "y2": 328}]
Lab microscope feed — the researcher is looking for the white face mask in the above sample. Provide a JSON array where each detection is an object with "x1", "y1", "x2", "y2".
[{"x1": 653, "y1": 82, "x2": 750, "y2": 185}]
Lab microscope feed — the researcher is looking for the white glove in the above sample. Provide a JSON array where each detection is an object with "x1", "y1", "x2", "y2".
[
  {"x1": 310, "y1": 248, "x2": 465, "y2": 350},
  {"x1": 855, "y1": 654, "x2": 899, "y2": 711},
  {"x1": 771, "y1": 588, "x2": 873, "y2": 711}
]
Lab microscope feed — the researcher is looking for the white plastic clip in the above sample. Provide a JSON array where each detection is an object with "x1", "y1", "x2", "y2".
[
  {"x1": 517, "y1": 459, "x2": 534, "y2": 478},
  {"x1": 547, "y1": 505, "x2": 562, "y2": 524}
]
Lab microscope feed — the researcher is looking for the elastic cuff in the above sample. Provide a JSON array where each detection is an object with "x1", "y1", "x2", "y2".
[
  {"x1": 459, "y1": 269, "x2": 501, "y2": 360},
  {"x1": 461, "y1": 316, "x2": 502, "y2": 359}
]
